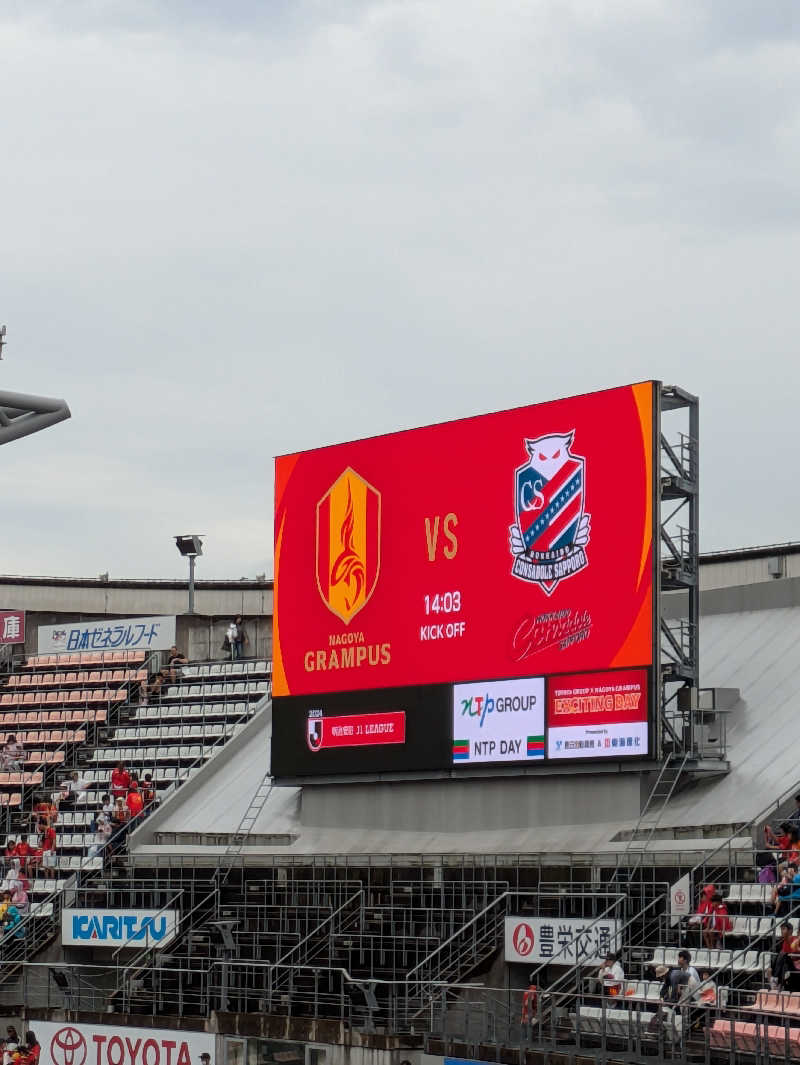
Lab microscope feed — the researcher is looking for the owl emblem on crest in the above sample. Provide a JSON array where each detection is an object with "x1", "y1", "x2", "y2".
[{"x1": 508, "y1": 431, "x2": 590, "y2": 594}]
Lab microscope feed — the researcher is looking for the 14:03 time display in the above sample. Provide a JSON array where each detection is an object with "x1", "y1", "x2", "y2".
[{"x1": 424, "y1": 591, "x2": 462, "y2": 614}]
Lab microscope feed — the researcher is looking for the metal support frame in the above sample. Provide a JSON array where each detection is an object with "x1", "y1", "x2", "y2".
[
  {"x1": 0, "y1": 389, "x2": 71, "y2": 446},
  {"x1": 659, "y1": 385, "x2": 700, "y2": 759}
]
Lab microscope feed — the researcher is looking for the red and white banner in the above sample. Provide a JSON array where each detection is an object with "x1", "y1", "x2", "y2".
[
  {"x1": 307, "y1": 710, "x2": 406, "y2": 751},
  {"x1": 0, "y1": 610, "x2": 24, "y2": 646},
  {"x1": 34, "y1": 1021, "x2": 214, "y2": 1065},
  {"x1": 547, "y1": 668, "x2": 649, "y2": 759}
]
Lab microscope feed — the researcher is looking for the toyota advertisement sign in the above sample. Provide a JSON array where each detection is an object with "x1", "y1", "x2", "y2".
[
  {"x1": 504, "y1": 915, "x2": 620, "y2": 965},
  {"x1": 35, "y1": 1022, "x2": 214, "y2": 1065}
]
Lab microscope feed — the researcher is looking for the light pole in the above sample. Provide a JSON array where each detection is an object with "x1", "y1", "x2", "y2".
[{"x1": 174, "y1": 535, "x2": 203, "y2": 614}]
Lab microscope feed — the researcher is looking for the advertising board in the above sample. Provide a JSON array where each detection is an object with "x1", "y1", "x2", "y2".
[
  {"x1": 271, "y1": 684, "x2": 451, "y2": 778},
  {"x1": 0, "y1": 610, "x2": 24, "y2": 646},
  {"x1": 546, "y1": 668, "x2": 649, "y2": 759},
  {"x1": 34, "y1": 1021, "x2": 214, "y2": 1065},
  {"x1": 504, "y1": 915, "x2": 621, "y2": 965},
  {"x1": 451, "y1": 675, "x2": 544, "y2": 765},
  {"x1": 274, "y1": 381, "x2": 655, "y2": 699},
  {"x1": 38, "y1": 615, "x2": 177, "y2": 654},
  {"x1": 61, "y1": 908, "x2": 179, "y2": 949}
]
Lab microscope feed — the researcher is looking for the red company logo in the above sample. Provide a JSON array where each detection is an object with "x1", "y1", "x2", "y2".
[
  {"x1": 50, "y1": 1028, "x2": 88, "y2": 1065},
  {"x1": 512, "y1": 922, "x2": 534, "y2": 957}
]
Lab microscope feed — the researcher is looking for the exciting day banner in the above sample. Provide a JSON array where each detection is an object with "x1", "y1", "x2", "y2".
[{"x1": 274, "y1": 382, "x2": 656, "y2": 698}]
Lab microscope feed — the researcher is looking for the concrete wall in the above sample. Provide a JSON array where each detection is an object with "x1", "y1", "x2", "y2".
[
  {"x1": 0, "y1": 577, "x2": 274, "y2": 661},
  {"x1": 699, "y1": 551, "x2": 800, "y2": 591},
  {"x1": 299, "y1": 772, "x2": 644, "y2": 832}
]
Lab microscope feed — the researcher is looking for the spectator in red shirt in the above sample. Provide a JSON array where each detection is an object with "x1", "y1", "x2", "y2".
[
  {"x1": 690, "y1": 884, "x2": 716, "y2": 943},
  {"x1": 703, "y1": 892, "x2": 732, "y2": 949},
  {"x1": 40, "y1": 826, "x2": 57, "y2": 880},
  {"x1": 12, "y1": 839, "x2": 33, "y2": 878},
  {"x1": 126, "y1": 783, "x2": 144, "y2": 820},
  {"x1": 111, "y1": 763, "x2": 131, "y2": 800}
]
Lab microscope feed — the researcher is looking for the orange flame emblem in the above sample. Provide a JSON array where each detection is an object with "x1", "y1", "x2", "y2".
[{"x1": 316, "y1": 468, "x2": 381, "y2": 624}]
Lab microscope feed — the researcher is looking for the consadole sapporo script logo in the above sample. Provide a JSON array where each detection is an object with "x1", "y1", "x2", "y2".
[
  {"x1": 509, "y1": 431, "x2": 591, "y2": 595},
  {"x1": 316, "y1": 468, "x2": 381, "y2": 624},
  {"x1": 51, "y1": 1027, "x2": 87, "y2": 1065}
]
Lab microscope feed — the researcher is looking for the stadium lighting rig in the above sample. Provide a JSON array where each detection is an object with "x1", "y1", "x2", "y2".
[
  {"x1": 0, "y1": 326, "x2": 71, "y2": 447},
  {"x1": 174, "y1": 534, "x2": 204, "y2": 614}
]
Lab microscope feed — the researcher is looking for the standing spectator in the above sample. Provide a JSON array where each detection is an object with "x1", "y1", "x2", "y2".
[
  {"x1": 19, "y1": 1034, "x2": 38, "y2": 1065},
  {"x1": 111, "y1": 763, "x2": 131, "y2": 801},
  {"x1": 165, "y1": 646, "x2": 187, "y2": 684},
  {"x1": 11, "y1": 839, "x2": 33, "y2": 879},
  {"x1": 10, "y1": 879, "x2": 28, "y2": 915},
  {"x1": 232, "y1": 616, "x2": 249, "y2": 659},
  {"x1": 110, "y1": 798, "x2": 130, "y2": 855},
  {"x1": 40, "y1": 825, "x2": 57, "y2": 880},
  {"x1": 689, "y1": 884, "x2": 716, "y2": 943},
  {"x1": 703, "y1": 892, "x2": 732, "y2": 950},
  {"x1": 125, "y1": 782, "x2": 144, "y2": 821},
  {"x1": 31, "y1": 795, "x2": 57, "y2": 833}
]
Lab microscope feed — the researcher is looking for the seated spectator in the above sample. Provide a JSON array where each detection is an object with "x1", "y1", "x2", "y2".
[
  {"x1": 58, "y1": 772, "x2": 87, "y2": 809},
  {"x1": 10, "y1": 880, "x2": 28, "y2": 915},
  {"x1": 703, "y1": 892, "x2": 732, "y2": 950},
  {"x1": 770, "y1": 921, "x2": 800, "y2": 988},
  {"x1": 100, "y1": 793, "x2": 113, "y2": 819},
  {"x1": 3, "y1": 841, "x2": 17, "y2": 864},
  {"x1": 110, "y1": 798, "x2": 130, "y2": 855},
  {"x1": 10, "y1": 839, "x2": 33, "y2": 878},
  {"x1": 125, "y1": 782, "x2": 144, "y2": 820},
  {"x1": 757, "y1": 850, "x2": 778, "y2": 884},
  {"x1": 1, "y1": 903, "x2": 23, "y2": 939},
  {"x1": 110, "y1": 763, "x2": 131, "y2": 800},
  {"x1": 165, "y1": 646, "x2": 187, "y2": 684},
  {"x1": 663, "y1": 950, "x2": 700, "y2": 1003},
  {"x1": 774, "y1": 863, "x2": 798, "y2": 917},
  {"x1": 598, "y1": 952, "x2": 625, "y2": 996},
  {"x1": 0, "y1": 892, "x2": 11, "y2": 922},
  {"x1": 39, "y1": 826, "x2": 56, "y2": 880},
  {"x1": 2, "y1": 738, "x2": 23, "y2": 773},
  {"x1": 145, "y1": 670, "x2": 169, "y2": 702},
  {"x1": 140, "y1": 774, "x2": 157, "y2": 813}
]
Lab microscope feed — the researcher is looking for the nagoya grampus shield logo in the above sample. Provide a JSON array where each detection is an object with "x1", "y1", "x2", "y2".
[
  {"x1": 509, "y1": 431, "x2": 591, "y2": 595},
  {"x1": 316, "y1": 468, "x2": 381, "y2": 624}
]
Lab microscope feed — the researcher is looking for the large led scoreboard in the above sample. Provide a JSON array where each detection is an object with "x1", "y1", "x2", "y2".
[{"x1": 272, "y1": 381, "x2": 658, "y2": 780}]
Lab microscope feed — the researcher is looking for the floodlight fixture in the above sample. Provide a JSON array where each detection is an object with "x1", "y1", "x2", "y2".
[{"x1": 174, "y1": 534, "x2": 204, "y2": 614}]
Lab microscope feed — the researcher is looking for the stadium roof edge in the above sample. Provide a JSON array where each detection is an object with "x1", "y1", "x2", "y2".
[
  {"x1": 0, "y1": 574, "x2": 274, "y2": 591},
  {"x1": 700, "y1": 541, "x2": 800, "y2": 564}
]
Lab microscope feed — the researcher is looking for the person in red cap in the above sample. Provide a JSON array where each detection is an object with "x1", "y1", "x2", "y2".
[
  {"x1": 689, "y1": 884, "x2": 716, "y2": 945},
  {"x1": 126, "y1": 782, "x2": 144, "y2": 820}
]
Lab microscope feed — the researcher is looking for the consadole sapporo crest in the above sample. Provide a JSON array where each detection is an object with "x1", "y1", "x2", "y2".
[{"x1": 508, "y1": 430, "x2": 591, "y2": 595}]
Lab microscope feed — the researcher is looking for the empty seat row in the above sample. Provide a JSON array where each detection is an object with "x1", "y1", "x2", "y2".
[
  {"x1": 0, "y1": 689, "x2": 124, "y2": 708},
  {"x1": 0, "y1": 729, "x2": 86, "y2": 746},
  {"x1": 132, "y1": 701, "x2": 255, "y2": 722},
  {"x1": 163, "y1": 681, "x2": 269, "y2": 699},
  {"x1": 573, "y1": 1005, "x2": 682, "y2": 1039},
  {"x1": 17, "y1": 751, "x2": 65, "y2": 766},
  {"x1": 747, "y1": 990, "x2": 800, "y2": 1015},
  {"x1": 730, "y1": 915, "x2": 779, "y2": 938},
  {"x1": 726, "y1": 884, "x2": 774, "y2": 904},
  {"x1": 90, "y1": 744, "x2": 211, "y2": 763},
  {"x1": 0, "y1": 773, "x2": 41, "y2": 786},
  {"x1": 111, "y1": 724, "x2": 227, "y2": 742},
  {"x1": 710, "y1": 1020, "x2": 800, "y2": 1057},
  {"x1": 648, "y1": 946, "x2": 766, "y2": 972},
  {"x1": 620, "y1": 981, "x2": 663, "y2": 1002},
  {"x1": 5, "y1": 669, "x2": 145, "y2": 689},
  {"x1": 0, "y1": 710, "x2": 106, "y2": 727},
  {"x1": 182, "y1": 660, "x2": 270, "y2": 678},
  {"x1": 25, "y1": 652, "x2": 146, "y2": 669}
]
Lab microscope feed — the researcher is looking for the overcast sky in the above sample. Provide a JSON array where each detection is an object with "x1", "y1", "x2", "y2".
[{"x1": 1, "y1": 0, "x2": 798, "y2": 580}]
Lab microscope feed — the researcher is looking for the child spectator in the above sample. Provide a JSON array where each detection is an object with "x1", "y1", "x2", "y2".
[
  {"x1": 111, "y1": 763, "x2": 131, "y2": 800},
  {"x1": 101, "y1": 793, "x2": 113, "y2": 818}
]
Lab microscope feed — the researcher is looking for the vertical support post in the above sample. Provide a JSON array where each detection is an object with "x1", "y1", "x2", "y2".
[{"x1": 188, "y1": 556, "x2": 196, "y2": 615}]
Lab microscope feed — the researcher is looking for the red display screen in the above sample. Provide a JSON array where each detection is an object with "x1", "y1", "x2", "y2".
[
  {"x1": 546, "y1": 668, "x2": 649, "y2": 759},
  {"x1": 307, "y1": 710, "x2": 406, "y2": 751},
  {"x1": 274, "y1": 382, "x2": 656, "y2": 698}
]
